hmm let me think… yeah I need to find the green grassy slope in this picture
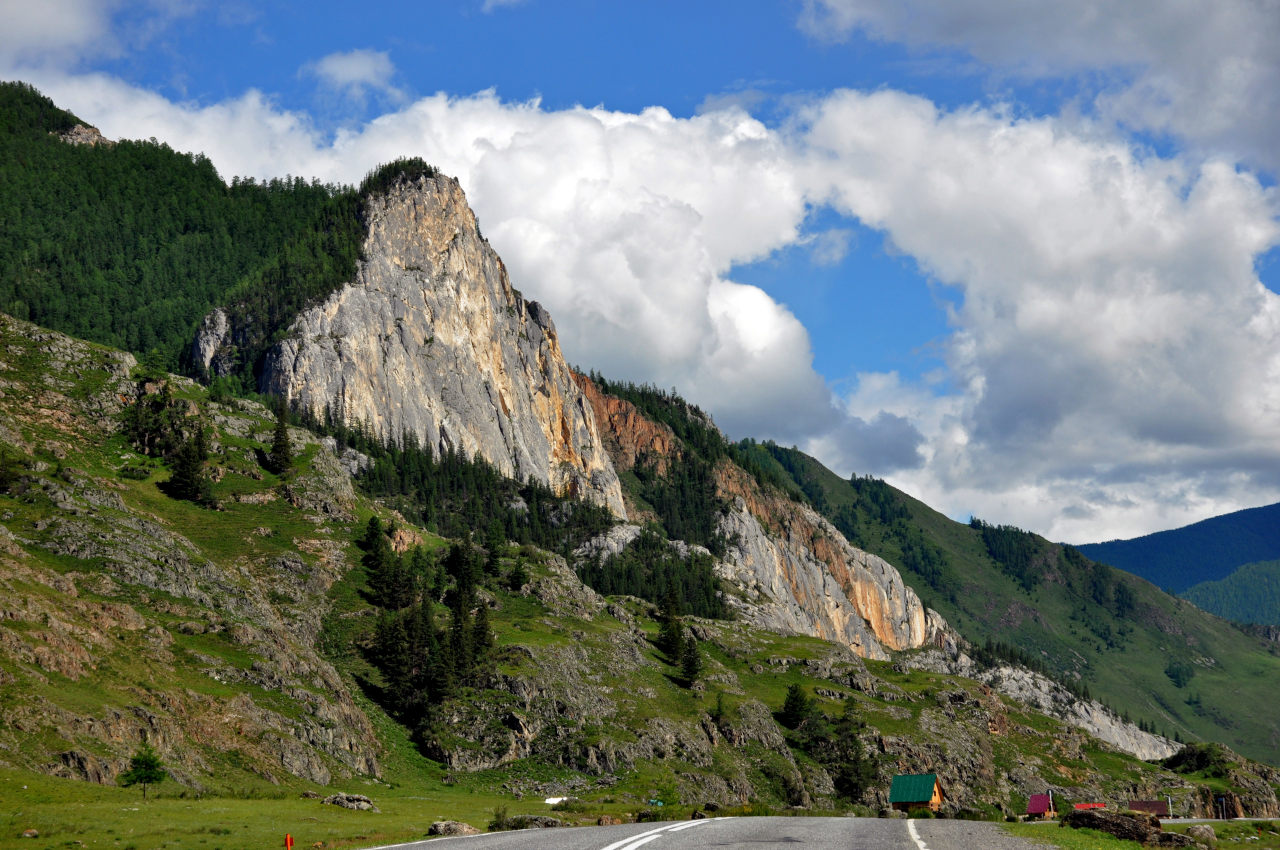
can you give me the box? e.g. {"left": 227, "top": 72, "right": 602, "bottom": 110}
{"left": 750, "top": 443, "right": 1280, "bottom": 767}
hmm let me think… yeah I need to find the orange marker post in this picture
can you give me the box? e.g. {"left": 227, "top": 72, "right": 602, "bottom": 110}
{"left": 286, "top": 834, "right": 294, "bottom": 850}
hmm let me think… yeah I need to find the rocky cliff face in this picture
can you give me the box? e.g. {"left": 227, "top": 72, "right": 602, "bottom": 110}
{"left": 198, "top": 174, "right": 625, "bottom": 517}
{"left": 576, "top": 377, "right": 955, "bottom": 660}
{"left": 976, "top": 664, "right": 1180, "bottom": 761}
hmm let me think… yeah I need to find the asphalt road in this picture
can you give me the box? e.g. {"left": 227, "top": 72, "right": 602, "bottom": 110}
{"left": 374, "top": 816, "right": 1048, "bottom": 850}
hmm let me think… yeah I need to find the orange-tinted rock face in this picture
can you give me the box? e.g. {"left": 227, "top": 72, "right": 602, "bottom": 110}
{"left": 578, "top": 380, "right": 955, "bottom": 659}
{"left": 573, "top": 374, "right": 680, "bottom": 475}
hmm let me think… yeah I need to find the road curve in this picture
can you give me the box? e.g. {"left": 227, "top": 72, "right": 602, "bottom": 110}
{"left": 371, "top": 816, "right": 1048, "bottom": 850}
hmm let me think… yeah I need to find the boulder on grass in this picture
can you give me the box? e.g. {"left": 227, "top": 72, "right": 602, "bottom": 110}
{"left": 428, "top": 821, "right": 480, "bottom": 836}
{"left": 506, "top": 815, "right": 565, "bottom": 829}
{"left": 321, "top": 793, "right": 380, "bottom": 813}
{"left": 1186, "top": 824, "right": 1216, "bottom": 847}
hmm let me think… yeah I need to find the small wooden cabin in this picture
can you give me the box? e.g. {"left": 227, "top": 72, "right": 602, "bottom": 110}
{"left": 889, "top": 773, "right": 945, "bottom": 812}
{"left": 1026, "top": 793, "right": 1057, "bottom": 819}
{"left": 1128, "top": 800, "right": 1169, "bottom": 817}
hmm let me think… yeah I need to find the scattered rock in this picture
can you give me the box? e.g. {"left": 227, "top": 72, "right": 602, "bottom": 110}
{"left": 1060, "top": 809, "right": 1160, "bottom": 843}
{"left": 505, "top": 815, "right": 565, "bottom": 829}
{"left": 300, "top": 790, "right": 320, "bottom": 799}
{"left": 1187, "top": 824, "right": 1216, "bottom": 846}
{"left": 597, "top": 815, "right": 623, "bottom": 826}
{"left": 321, "top": 793, "right": 379, "bottom": 812}
{"left": 427, "top": 821, "right": 479, "bottom": 836}
{"left": 21, "top": 829, "right": 38, "bottom": 838}
{"left": 691, "top": 810, "right": 708, "bottom": 819}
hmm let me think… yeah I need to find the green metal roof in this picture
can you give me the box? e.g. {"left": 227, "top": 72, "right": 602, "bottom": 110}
{"left": 889, "top": 773, "right": 938, "bottom": 803}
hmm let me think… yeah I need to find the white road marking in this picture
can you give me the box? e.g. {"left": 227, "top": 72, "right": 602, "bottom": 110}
{"left": 600, "top": 817, "right": 726, "bottom": 850}
{"left": 598, "top": 823, "right": 682, "bottom": 850}
{"left": 907, "top": 818, "right": 930, "bottom": 850}
{"left": 667, "top": 819, "right": 717, "bottom": 832}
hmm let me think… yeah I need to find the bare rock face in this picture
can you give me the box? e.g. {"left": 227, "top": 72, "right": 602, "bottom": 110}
{"left": 257, "top": 175, "right": 625, "bottom": 517}
{"left": 191, "top": 308, "right": 230, "bottom": 377}
{"left": 979, "top": 665, "right": 1180, "bottom": 761}
{"left": 712, "top": 467, "right": 957, "bottom": 660}
{"left": 58, "top": 124, "right": 113, "bottom": 147}
{"left": 576, "top": 377, "right": 955, "bottom": 660}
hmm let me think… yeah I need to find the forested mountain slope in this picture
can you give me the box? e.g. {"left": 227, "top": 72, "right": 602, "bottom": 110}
{"left": 1076, "top": 501, "right": 1280, "bottom": 593}
{"left": 1183, "top": 560, "right": 1280, "bottom": 626}
{"left": 0, "top": 81, "right": 353, "bottom": 373}
{"left": 740, "top": 443, "right": 1280, "bottom": 767}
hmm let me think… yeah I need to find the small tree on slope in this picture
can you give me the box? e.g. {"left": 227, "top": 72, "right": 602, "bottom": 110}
{"left": 119, "top": 744, "right": 166, "bottom": 800}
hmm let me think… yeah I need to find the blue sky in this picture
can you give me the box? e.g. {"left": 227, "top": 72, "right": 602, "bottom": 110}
{"left": 5, "top": 0, "right": 1280, "bottom": 542}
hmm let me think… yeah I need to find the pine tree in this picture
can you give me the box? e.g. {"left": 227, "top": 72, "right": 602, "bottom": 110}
{"left": 359, "top": 515, "right": 383, "bottom": 551}
{"left": 164, "top": 426, "right": 211, "bottom": 504}
{"left": 268, "top": 398, "right": 292, "bottom": 474}
{"left": 119, "top": 744, "right": 166, "bottom": 800}
{"left": 780, "top": 683, "right": 813, "bottom": 729}
{"left": 680, "top": 632, "right": 702, "bottom": 686}
{"left": 471, "top": 604, "right": 493, "bottom": 663}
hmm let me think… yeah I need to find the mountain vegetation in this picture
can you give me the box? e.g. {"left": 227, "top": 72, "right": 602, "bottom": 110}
{"left": 0, "top": 81, "right": 347, "bottom": 373}
{"left": 1182, "top": 560, "right": 1280, "bottom": 625}
{"left": 1076, "top": 501, "right": 1280, "bottom": 594}
{"left": 10, "top": 314, "right": 1263, "bottom": 846}
{"left": 4, "top": 84, "right": 1280, "bottom": 847}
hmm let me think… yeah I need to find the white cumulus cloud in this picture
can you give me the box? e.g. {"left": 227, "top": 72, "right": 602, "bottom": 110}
{"left": 799, "top": 0, "right": 1280, "bottom": 174}
{"left": 302, "top": 49, "right": 403, "bottom": 105}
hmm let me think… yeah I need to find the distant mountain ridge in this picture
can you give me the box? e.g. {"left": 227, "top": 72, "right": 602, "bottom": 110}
{"left": 1075, "top": 501, "right": 1280, "bottom": 593}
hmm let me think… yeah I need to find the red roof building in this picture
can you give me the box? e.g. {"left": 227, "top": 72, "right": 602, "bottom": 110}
{"left": 1129, "top": 800, "right": 1170, "bottom": 817}
{"left": 1027, "top": 794, "right": 1056, "bottom": 818}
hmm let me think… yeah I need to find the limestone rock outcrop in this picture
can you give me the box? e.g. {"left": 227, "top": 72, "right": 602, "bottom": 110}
{"left": 977, "top": 664, "right": 1180, "bottom": 761}
{"left": 715, "top": 495, "right": 947, "bottom": 660}
{"left": 227, "top": 174, "right": 624, "bottom": 516}
{"left": 576, "top": 376, "right": 955, "bottom": 660}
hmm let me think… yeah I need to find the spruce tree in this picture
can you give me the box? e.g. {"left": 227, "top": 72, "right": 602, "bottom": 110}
{"left": 780, "top": 683, "right": 813, "bottom": 729}
{"left": 268, "top": 399, "right": 292, "bottom": 474}
{"left": 164, "top": 426, "right": 211, "bottom": 504}
{"left": 680, "top": 632, "right": 702, "bottom": 686}
{"left": 119, "top": 744, "right": 166, "bottom": 800}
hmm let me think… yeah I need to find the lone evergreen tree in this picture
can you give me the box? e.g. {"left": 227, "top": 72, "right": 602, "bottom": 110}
{"left": 268, "top": 398, "right": 293, "bottom": 474}
{"left": 780, "top": 682, "right": 813, "bottom": 729}
{"left": 164, "top": 425, "right": 211, "bottom": 504}
{"left": 680, "top": 632, "right": 702, "bottom": 686}
{"left": 119, "top": 744, "right": 166, "bottom": 800}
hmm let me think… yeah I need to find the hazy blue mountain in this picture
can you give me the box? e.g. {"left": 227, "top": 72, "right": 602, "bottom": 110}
{"left": 1075, "top": 502, "right": 1280, "bottom": 593}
